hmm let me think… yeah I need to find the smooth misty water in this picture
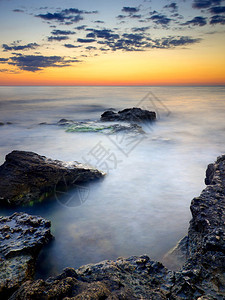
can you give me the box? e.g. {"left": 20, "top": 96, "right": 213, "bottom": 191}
{"left": 0, "top": 86, "right": 224, "bottom": 278}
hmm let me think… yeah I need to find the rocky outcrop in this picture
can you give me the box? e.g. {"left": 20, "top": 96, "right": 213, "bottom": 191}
{"left": 101, "top": 107, "right": 156, "bottom": 122}
{"left": 57, "top": 119, "right": 145, "bottom": 134}
{"left": 0, "top": 150, "right": 105, "bottom": 206}
{"left": 0, "top": 212, "right": 52, "bottom": 299}
{"left": 9, "top": 155, "right": 225, "bottom": 299}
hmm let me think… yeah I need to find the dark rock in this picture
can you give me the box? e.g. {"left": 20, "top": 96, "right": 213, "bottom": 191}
{"left": 0, "top": 122, "right": 4, "bottom": 126}
{"left": 101, "top": 107, "right": 156, "bottom": 122}
{"left": 0, "top": 150, "right": 105, "bottom": 206}
{"left": 0, "top": 212, "right": 52, "bottom": 299}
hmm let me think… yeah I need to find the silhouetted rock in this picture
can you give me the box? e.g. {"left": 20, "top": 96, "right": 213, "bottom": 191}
{"left": 0, "top": 212, "right": 52, "bottom": 299}
{"left": 0, "top": 150, "right": 105, "bottom": 206}
{"left": 101, "top": 107, "right": 156, "bottom": 122}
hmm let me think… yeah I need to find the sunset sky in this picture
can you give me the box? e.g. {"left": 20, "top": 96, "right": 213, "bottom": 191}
{"left": 0, "top": 0, "right": 225, "bottom": 85}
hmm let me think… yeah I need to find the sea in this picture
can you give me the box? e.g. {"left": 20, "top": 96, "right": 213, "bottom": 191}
{"left": 0, "top": 86, "right": 224, "bottom": 278}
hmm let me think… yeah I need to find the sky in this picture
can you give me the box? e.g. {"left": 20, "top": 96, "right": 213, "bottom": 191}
{"left": 0, "top": 0, "right": 225, "bottom": 85}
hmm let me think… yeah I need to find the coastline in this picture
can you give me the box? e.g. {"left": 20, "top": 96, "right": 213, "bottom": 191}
{"left": 0, "top": 154, "right": 224, "bottom": 299}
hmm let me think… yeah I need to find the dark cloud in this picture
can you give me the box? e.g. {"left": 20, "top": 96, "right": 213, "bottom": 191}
{"left": 51, "top": 30, "right": 76, "bottom": 35}
{"left": 122, "top": 7, "right": 140, "bottom": 13}
{"left": 192, "top": 0, "right": 222, "bottom": 9}
{"left": 116, "top": 15, "right": 126, "bottom": 20}
{"left": 130, "top": 14, "right": 142, "bottom": 19}
{"left": 13, "top": 9, "right": 24, "bottom": 13}
{"left": 0, "top": 58, "right": 9, "bottom": 62}
{"left": 155, "top": 36, "right": 202, "bottom": 48}
{"left": 132, "top": 26, "right": 150, "bottom": 32}
{"left": 75, "top": 25, "right": 87, "bottom": 30}
{"left": 94, "top": 20, "right": 105, "bottom": 24}
{"left": 209, "top": 6, "right": 225, "bottom": 13}
{"left": 149, "top": 14, "right": 172, "bottom": 25}
{"left": 64, "top": 44, "right": 81, "bottom": 48}
{"left": 48, "top": 36, "right": 69, "bottom": 42}
{"left": 6, "top": 55, "right": 80, "bottom": 72}
{"left": 164, "top": 3, "right": 178, "bottom": 12}
{"left": 36, "top": 7, "right": 97, "bottom": 25}
{"left": 181, "top": 16, "right": 207, "bottom": 26}
{"left": 210, "top": 14, "right": 225, "bottom": 24}
{"left": 86, "top": 46, "right": 97, "bottom": 50}
{"left": 2, "top": 43, "right": 39, "bottom": 52}
{"left": 85, "top": 29, "right": 119, "bottom": 40}
{"left": 77, "top": 38, "right": 96, "bottom": 43}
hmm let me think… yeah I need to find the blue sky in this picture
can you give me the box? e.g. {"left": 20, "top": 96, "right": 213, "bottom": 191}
{"left": 0, "top": 0, "right": 225, "bottom": 84}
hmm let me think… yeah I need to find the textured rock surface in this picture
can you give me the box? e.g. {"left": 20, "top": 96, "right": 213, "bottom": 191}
{"left": 0, "top": 150, "right": 105, "bottom": 206}
{"left": 101, "top": 107, "right": 156, "bottom": 122}
{"left": 8, "top": 155, "right": 225, "bottom": 299}
{"left": 57, "top": 119, "right": 145, "bottom": 134}
{"left": 0, "top": 212, "right": 52, "bottom": 299}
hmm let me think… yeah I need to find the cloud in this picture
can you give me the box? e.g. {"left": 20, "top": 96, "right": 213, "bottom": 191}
{"left": 192, "top": 0, "right": 222, "bottom": 9}
{"left": 181, "top": 16, "right": 207, "bottom": 26}
{"left": 209, "top": 6, "right": 225, "bottom": 13}
{"left": 132, "top": 26, "right": 150, "bottom": 32}
{"left": 12, "top": 9, "right": 24, "bottom": 13}
{"left": 122, "top": 7, "right": 140, "bottom": 13}
{"left": 85, "top": 29, "right": 119, "bottom": 40}
{"left": 0, "top": 58, "right": 9, "bottom": 62}
{"left": 149, "top": 14, "right": 172, "bottom": 25}
{"left": 64, "top": 44, "right": 81, "bottom": 48}
{"left": 36, "top": 7, "right": 97, "bottom": 25}
{"left": 2, "top": 42, "right": 39, "bottom": 52}
{"left": 94, "top": 20, "right": 105, "bottom": 24}
{"left": 86, "top": 46, "right": 97, "bottom": 50}
{"left": 77, "top": 38, "right": 96, "bottom": 43}
{"left": 6, "top": 54, "right": 80, "bottom": 71}
{"left": 157, "top": 36, "right": 202, "bottom": 48}
{"left": 51, "top": 30, "right": 76, "bottom": 35}
{"left": 75, "top": 25, "right": 87, "bottom": 30}
{"left": 48, "top": 36, "right": 69, "bottom": 41}
{"left": 164, "top": 2, "right": 178, "bottom": 12}
{"left": 210, "top": 14, "right": 225, "bottom": 24}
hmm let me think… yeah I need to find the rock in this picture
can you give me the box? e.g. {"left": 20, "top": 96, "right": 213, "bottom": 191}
{"left": 101, "top": 107, "right": 156, "bottom": 122}
{"left": 0, "top": 150, "right": 105, "bottom": 206}
{"left": 0, "top": 122, "right": 4, "bottom": 126}
{"left": 9, "top": 155, "right": 225, "bottom": 299}
{"left": 10, "top": 257, "right": 172, "bottom": 299}
{"left": 57, "top": 119, "right": 145, "bottom": 134}
{"left": 0, "top": 212, "right": 52, "bottom": 299}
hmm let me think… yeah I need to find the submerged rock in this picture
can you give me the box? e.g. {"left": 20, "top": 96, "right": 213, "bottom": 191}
{"left": 10, "top": 155, "right": 225, "bottom": 299}
{"left": 101, "top": 107, "right": 156, "bottom": 122}
{"left": 57, "top": 119, "right": 145, "bottom": 134}
{"left": 0, "top": 212, "right": 52, "bottom": 299}
{"left": 0, "top": 150, "right": 105, "bottom": 206}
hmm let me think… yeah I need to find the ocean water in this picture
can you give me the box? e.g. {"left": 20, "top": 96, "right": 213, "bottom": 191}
{"left": 0, "top": 86, "right": 224, "bottom": 278}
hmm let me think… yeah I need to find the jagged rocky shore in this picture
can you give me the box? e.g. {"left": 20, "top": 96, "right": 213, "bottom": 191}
{"left": 0, "top": 108, "right": 224, "bottom": 299}
{"left": 0, "top": 154, "right": 223, "bottom": 299}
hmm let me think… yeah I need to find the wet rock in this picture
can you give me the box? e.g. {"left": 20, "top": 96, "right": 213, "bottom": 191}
{"left": 101, "top": 107, "right": 156, "bottom": 122}
{"left": 57, "top": 119, "right": 145, "bottom": 134}
{"left": 0, "top": 150, "right": 105, "bottom": 206}
{"left": 0, "top": 212, "right": 52, "bottom": 299}
{"left": 11, "top": 257, "right": 172, "bottom": 300}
